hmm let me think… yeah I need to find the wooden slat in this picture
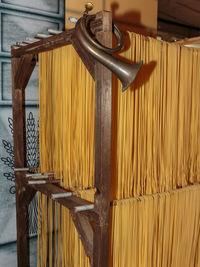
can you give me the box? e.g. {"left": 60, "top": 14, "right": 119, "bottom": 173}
{"left": 11, "top": 19, "right": 103, "bottom": 58}
{"left": 11, "top": 30, "right": 74, "bottom": 58}
{"left": 93, "top": 10, "right": 112, "bottom": 267}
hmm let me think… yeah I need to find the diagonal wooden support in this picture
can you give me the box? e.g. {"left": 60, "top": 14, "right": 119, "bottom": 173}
{"left": 14, "top": 54, "right": 37, "bottom": 90}
{"left": 71, "top": 212, "right": 94, "bottom": 262}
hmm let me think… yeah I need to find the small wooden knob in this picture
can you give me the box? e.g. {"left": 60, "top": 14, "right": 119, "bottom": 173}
{"left": 85, "top": 2, "right": 93, "bottom": 13}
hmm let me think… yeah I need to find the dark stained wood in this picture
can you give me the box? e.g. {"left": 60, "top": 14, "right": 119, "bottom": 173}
{"left": 14, "top": 54, "right": 36, "bottom": 90}
{"left": 15, "top": 181, "right": 36, "bottom": 267}
{"left": 71, "top": 212, "right": 93, "bottom": 261}
{"left": 90, "top": 18, "right": 103, "bottom": 34}
{"left": 93, "top": 10, "right": 112, "bottom": 267}
{"left": 11, "top": 19, "right": 103, "bottom": 58}
{"left": 32, "top": 183, "right": 94, "bottom": 211}
{"left": 12, "top": 10, "right": 113, "bottom": 267}
{"left": 157, "top": 19, "right": 200, "bottom": 41}
{"left": 176, "top": 35, "right": 200, "bottom": 44}
{"left": 158, "top": 0, "right": 200, "bottom": 30}
{"left": 17, "top": 172, "right": 97, "bottom": 220}
{"left": 11, "top": 30, "right": 74, "bottom": 58}
{"left": 12, "top": 56, "right": 37, "bottom": 267}
{"left": 31, "top": 186, "right": 97, "bottom": 221}
{"left": 12, "top": 57, "right": 26, "bottom": 168}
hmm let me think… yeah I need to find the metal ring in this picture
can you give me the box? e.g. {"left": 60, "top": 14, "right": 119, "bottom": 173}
{"left": 83, "top": 15, "right": 124, "bottom": 54}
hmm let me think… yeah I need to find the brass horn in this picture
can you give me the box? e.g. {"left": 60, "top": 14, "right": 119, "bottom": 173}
{"left": 73, "top": 14, "right": 143, "bottom": 91}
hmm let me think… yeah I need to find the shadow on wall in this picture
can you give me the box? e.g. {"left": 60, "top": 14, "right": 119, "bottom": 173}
{"left": 111, "top": 2, "right": 156, "bottom": 36}
{"left": 108, "top": 2, "right": 157, "bottom": 91}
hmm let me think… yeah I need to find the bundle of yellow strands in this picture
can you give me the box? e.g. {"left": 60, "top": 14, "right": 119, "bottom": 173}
{"left": 37, "top": 32, "right": 200, "bottom": 267}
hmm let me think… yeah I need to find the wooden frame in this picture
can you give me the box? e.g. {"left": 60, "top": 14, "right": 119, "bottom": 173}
{"left": 12, "top": 10, "right": 112, "bottom": 267}
{"left": 176, "top": 36, "right": 200, "bottom": 45}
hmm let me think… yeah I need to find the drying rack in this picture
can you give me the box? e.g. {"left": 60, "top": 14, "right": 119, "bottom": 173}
{"left": 12, "top": 10, "right": 112, "bottom": 267}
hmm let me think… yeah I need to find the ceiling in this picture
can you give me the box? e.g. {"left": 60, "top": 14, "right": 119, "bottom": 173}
{"left": 158, "top": 0, "right": 200, "bottom": 29}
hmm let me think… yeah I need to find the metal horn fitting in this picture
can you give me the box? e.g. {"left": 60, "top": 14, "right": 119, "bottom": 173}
{"left": 73, "top": 14, "right": 142, "bottom": 91}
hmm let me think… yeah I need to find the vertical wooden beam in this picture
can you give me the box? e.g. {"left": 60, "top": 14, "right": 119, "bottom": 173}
{"left": 12, "top": 54, "right": 36, "bottom": 267}
{"left": 93, "top": 11, "right": 112, "bottom": 267}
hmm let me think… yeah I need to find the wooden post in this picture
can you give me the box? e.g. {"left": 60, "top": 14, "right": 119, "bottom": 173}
{"left": 12, "top": 54, "right": 36, "bottom": 267}
{"left": 93, "top": 11, "right": 112, "bottom": 267}
{"left": 11, "top": 12, "right": 113, "bottom": 266}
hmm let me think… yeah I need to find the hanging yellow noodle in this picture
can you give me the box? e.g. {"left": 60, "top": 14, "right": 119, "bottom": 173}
{"left": 111, "top": 185, "right": 200, "bottom": 267}
{"left": 37, "top": 32, "right": 200, "bottom": 267}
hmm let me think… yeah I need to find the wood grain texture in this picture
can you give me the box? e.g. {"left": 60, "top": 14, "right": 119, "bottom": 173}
{"left": 93, "top": 10, "right": 112, "bottom": 267}
{"left": 11, "top": 19, "right": 102, "bottom": 58}
{"left": 11, "top": 30, "right": 74, "bottom": 58}
{"left": 71, "top": 212, "right": 94, "bottom": 262}
{"left": 12, "top": 11, "right": 113, "bottom": 267}
{"left": 176, "top": 35, "right": 200, "bottom": 44}
{"left": 158, "top": 0, "right": 200, "bottom": 29}
{"left": 12, "top": 56, "right": 37, "bottom": 267}
{"left": 16, "top": 173, "right": 97, "bottom": 220}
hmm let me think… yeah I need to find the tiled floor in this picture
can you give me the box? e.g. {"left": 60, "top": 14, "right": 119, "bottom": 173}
{"left": 0, "top": 237, "right": 37, "bottom": 267}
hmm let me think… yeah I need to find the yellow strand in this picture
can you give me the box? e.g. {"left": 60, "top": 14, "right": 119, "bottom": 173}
{"left": 38, "top": 33, "right": 200, "bottom": 266}
{"left": 111, "top": 184, "right": 200, "bottom": 267}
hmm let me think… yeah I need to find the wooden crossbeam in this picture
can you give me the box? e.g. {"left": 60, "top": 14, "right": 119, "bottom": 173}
{"left": 15, "top": 170, "right": 96, "bottom": 261}
{"left": 15, "top": 171, "right": 98, "bottom": 219}
{"left": 11, "top": 30, "right": 74, "bottom": 58}
{"left": 11, "top": 19, "right": 102, "bottom": 58}
{"left": 176, "top": 35, "right": 200, "bottom": 45}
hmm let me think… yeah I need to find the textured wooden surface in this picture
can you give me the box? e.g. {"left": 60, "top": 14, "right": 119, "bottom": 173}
{"left": 93, "top": 10, "right": 112, "bottom": 267}
{"left": 11, "top": 19, "right": 102, "bottom": 58}
{"left": 158, "top": 0, "right": 200, "bottom": 29}
{"left": 12, "top": 55, "right": 37, "bottom": 267}
{"left": 13, "top": 10, "right": 113, "bottom": 267}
